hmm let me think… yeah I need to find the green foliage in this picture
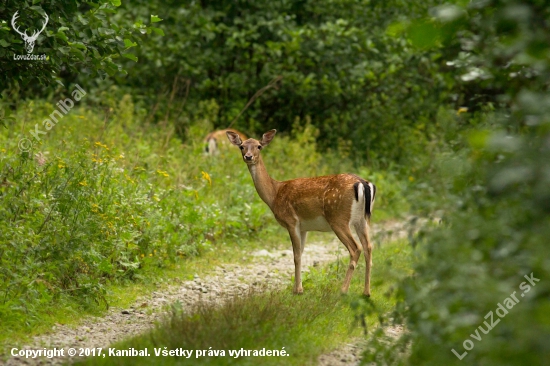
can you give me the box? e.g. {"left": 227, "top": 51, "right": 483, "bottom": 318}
{"left": 77, "top": 0, "right": 444, "bottom": 167}
{"left": 366, "top": 0, "right": 550, "bottom": 365}
{"left": 2, "top": 0, "right": 459, "bottom": 167}
{"left": 0, "top": 0, "right": 159, "bottom": 88}
{"left": 0, "top": 99, "right": 266, "bottom": 334}
{"left": 0, "top": 0, "right": 161, "bottom": 128}
{"left": 4, "top": 1, "right": 549, "bottom": 363}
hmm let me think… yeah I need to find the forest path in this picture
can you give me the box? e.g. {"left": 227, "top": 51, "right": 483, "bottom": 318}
{"left": 5, "top": 219, "right": 414, "bottom": 365}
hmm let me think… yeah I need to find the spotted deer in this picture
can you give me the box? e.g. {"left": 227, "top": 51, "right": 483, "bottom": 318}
{"left": 227, "top": 129, "right": 376, "bottom": 295}
{"left": 204, "top": 129, "right": 248, "bottom": 156}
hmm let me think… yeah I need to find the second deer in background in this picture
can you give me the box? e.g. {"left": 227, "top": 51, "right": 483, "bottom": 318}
{"left": 204, "top": 129, "right": 248, "bottom": 156}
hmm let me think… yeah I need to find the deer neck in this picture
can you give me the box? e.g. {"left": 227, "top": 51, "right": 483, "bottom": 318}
{"left": 248, "top": 155, "right": 279, "bottom": 208}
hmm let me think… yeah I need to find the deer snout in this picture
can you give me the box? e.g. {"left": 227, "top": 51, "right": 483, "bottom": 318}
{"left": 244, "top": 154, "right": 253, "bottom": 161}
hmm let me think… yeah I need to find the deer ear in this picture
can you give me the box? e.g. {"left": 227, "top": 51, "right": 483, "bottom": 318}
{"left": 226, "top": 131, "right": 242, "bottom": 146}
{"left": 260, "top": 129, "right": 277, "bottom": 146}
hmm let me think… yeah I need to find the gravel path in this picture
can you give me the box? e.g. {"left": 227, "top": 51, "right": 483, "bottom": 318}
{"left": 317, "top": 325, "right": 406, "bottom": 366}
{"left": 4, "top": 218, "right": 417, "bottom": 365}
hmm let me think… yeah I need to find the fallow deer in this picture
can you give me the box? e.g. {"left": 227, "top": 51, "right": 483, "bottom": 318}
{"left": 204, "top": 129, "right": 248, "bottom": 156}
{"left": 227, "top": 129, "right": 376, "bottom": 296}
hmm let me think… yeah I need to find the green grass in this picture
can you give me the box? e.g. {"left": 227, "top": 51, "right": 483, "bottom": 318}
{"left": 76, "top": 238, "right": 412, "bottom": 366}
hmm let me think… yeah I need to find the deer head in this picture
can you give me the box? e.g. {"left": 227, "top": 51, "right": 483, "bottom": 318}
{"left": 11, "top": 11, "right": 49, "bottom": 54}
{"left": 226, "top": 129, "right": 276, "bottom": 165}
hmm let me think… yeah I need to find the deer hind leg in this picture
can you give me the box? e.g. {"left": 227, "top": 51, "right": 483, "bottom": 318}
{"left": 355, "top": 221, "right": 373, "bottom": 297}
{"left": 332, "top": 225, "right": 362, "bottom": 293}
{"left": 287, "top": 225, "right": 304, "bottom": 294}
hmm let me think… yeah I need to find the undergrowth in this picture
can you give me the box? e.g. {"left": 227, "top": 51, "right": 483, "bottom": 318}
{"left": 0, "top": 96, "right": 409, "bottom": 346}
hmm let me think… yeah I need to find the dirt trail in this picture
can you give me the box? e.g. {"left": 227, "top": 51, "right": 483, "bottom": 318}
{"left": 4, "top": 218, "right": 415, "bottom": 365}
{"left": 317, "top": 325, "right": 406, "bottom": 366}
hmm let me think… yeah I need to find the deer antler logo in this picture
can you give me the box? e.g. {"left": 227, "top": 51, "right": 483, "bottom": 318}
{"left": 11, "top": 11, "right": 49, "bottom": 54}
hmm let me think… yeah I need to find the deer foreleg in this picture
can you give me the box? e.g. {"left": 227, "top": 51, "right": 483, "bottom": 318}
{"left": 288, "top": 226, "right": 304, "bottom": 294}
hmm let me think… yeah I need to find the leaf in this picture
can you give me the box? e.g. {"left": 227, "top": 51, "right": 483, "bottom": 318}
{"left": 386, "top": 21, "right": 408, "bottom": 37}
{"left": 431, "top": 5, "right": 467, "bottom": 23}
{"left": 56, "top": 32, "right": 68, "bottom": 42}
{"left": 110, "top": 0, "right": 121, "bottom": 6}
{"left": 70, "top": 48, "right": 85, "bottom": 60}
{"left": 77, "top": 15, "right": 89, "bottom": 25}
{"left": 123, "top": 39, "right": 137, "bottom": 48}
{"left": 0, "top": 39, "right": 9, "bottom": 47}
{"left": 151, "top": 27, "right": 164, "bottom": 36}
{"left": 468, "top": 130, "right": 490, "bottom": 150}
{"left": 98, "top": 28, "right": 116, "bottom": 36}
{"left": 151, "top": 15, "right": 163, "bottom": 23}
{"left": 123, "top": 53, "right": 138, "bottom": 62}
{"left": 58, "top": 46, "right": 71, "bottom": 55}
{"left": 69, "top": 42, "right": 87, "bottom": 50}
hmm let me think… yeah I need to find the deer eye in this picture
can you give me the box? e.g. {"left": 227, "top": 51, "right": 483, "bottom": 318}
{"left": 258, "top": 145, "right": 262, "bottom": 150}
{"left": 239, "top": 146, "right": 244, "bottom": 150}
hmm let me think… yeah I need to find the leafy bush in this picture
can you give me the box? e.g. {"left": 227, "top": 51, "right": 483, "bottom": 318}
{"left": 30, "top": 0, "right": 445, "bottom": 167}
{"left": 0, "top": 98, "right": 267, "bottom": 329}
{"left": 0, "top": 0, "right": 159, "bottom": 88}
{"left": 364, "top": 0, "right": 550, "bottom": 364}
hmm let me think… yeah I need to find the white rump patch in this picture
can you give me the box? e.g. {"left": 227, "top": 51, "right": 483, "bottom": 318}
{"left": 208, "top": 138, "right": 218, "bottom": 155}
{"left": 350, "top": 183, "right": 365, "bottom": 227}
{"left": 367, "top": 182, "right": 375, "bottom": 211}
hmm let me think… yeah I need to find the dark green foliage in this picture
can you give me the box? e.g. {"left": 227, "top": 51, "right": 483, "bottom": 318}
{"left": 118, "top": 0, "right": 445, "bottom": 166}
{"left": 364, "top": 0, "right": 550, "bottom": 365}
{"left": 0, "top": 0, "right": 158, "bottom": 88}
{"left": 0, "top": 0, "right": 160, "bottom": 127}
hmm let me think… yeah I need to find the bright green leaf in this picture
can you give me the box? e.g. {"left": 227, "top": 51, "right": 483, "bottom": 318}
{"left": 151, "top": 15, "right": 163, "bottom": 23}
{"left": 124, "top": 39, "right": 137, "bottom": 48}
{"left": 123, "top": 53, "right": 138, "bottom": 62}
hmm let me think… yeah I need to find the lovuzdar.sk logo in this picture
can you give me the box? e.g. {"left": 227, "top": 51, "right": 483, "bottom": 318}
{"left": 11, "top": 10, "right": 48, "bottom": 60}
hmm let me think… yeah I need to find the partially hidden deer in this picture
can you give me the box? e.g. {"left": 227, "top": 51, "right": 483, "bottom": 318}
{"left": 204, "top": 129, "right": 248, "bottom": 156}
{"left": 227, "top": 129, "right": 376, "bottom": 295}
